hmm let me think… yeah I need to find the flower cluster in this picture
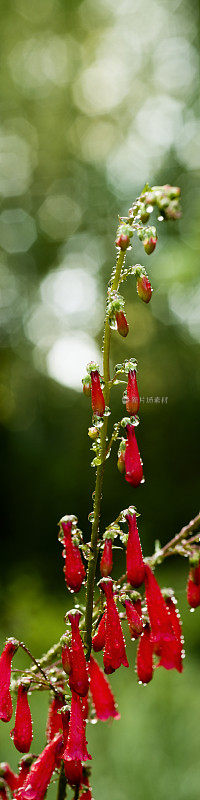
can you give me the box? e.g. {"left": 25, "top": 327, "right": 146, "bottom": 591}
{"left": 0, "top": 184, "right": 199, "bottom": 800}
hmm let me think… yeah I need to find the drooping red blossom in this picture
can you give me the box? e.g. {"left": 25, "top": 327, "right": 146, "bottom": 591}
{"left": 143, "top": 235, "right": 157, "bottom": 255}
{"left": 126, "top": 512, "right": 145, "bottom": 587}
{"left": 126, "top": 370, "right": 140, "bottom": 416}
{"left": 11, "top": 685, "right": 33, "bottom": 754}
{"left": 92, "top": 613, "right": 106, "bottom": 652}
{"left": 19, "top": 734, "right": 63, "bottom": 800}
{"left": 187, "top": 564, "right": 200, "bottom": 608}
{"left": 144, "top": 565, "right": 181, "bottom": 671}
{"left": 0, "top": 764, "right": 18, "bottom": 793}
{"left": 137, "top": 275, "right": 152, "bottom": 303}
{"left": 137, "top": 624, "right": 153, "bottom": 684}
{"left": 17, "top": 757, "right": 35, "bottom": 791}
{"left": 63, "top": 691, "right": 91, "bottom": 763}
{"left": 46, "top": 694, "right": 63, "bottom": 743}
{"left": 125, "top": 424, "right": 144, "bottom": 487}
{"left": 115, "top": 310, "right": 129, "bottom": 338}
{"left": 99, "top": 578, "right": 129, "bottom": 674}
{"left": 165, "top": 596, "right": 183, "bottom": 673}
{"left": 90, "top": 370, "right": 105, "bottom": 417}
{"left": 0, "top": 639, "right": 18, "bottom": 723}
{"left": 64, "top": 759, "right": 83, "bottom": 787}
{"left": 124, "top": 598, "right": 143, "bottom": 640}
{"left": 61, "top": 520, "right": 85, "bottom": 593}
{"left": 67, "top": 611, "right": 89, "bottom": 697}
{"left": 89, "top": 656, "right": 120, "bottom": 721}
{"left": 100, "top": 539, "right": 113, "bottom": 578}
{"left": 0, "top": 781, "right": 8, "bottom": 800}
{"left": 62, "top": 643, "right": 72, "bottom": 675}
{"left": 61, "top": 708, "right": 83, "bottom": 785}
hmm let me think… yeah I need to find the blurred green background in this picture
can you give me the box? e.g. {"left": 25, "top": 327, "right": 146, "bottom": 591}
{"left": 0, "top": 0, "right": 200, "bottom": 797}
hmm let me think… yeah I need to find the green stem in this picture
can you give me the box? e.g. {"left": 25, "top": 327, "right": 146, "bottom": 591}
{"left": 85, "top": 250, "right": 125, "bottom": 658}
{"left": 57, "top": 762, "right": 67, "bottom": 800}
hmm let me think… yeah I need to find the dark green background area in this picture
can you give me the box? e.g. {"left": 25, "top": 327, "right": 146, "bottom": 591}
{"left": 0, "top": 0, "right": 200, "bottom": 797}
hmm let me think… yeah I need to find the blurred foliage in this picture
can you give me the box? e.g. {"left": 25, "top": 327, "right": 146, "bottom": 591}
{"left": 0, "top": 0, "right": 200, "bottom": 796}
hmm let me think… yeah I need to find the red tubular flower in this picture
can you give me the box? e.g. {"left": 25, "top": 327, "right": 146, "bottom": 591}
{"left": 61, "top": 709, "right": 83, "bottom": 786}
{"left": 92, "top": 613, "right": 106, "bottom": 652}
{"left": 61, "top": 520, "right": 85, "bottom": 593}
{"left": 144, "top": 565, "right": 180, "bottom": 671}
{"left": 90, "top": 370, "right": 105, "bottom": 417}
{"left": 99, "top": 578, "right": 129, "bottom": 674}
{"left": 19, "top": 734, "right": 63, "bottom": 800}
{"left": 100, "top": 539, "right": 113, "bottom": 578}
{"left": 125, "top": 424, "right": 144, "bottom": 487}
{"left": 11, "top": 686, "right": 33, "bottom": 754}
{"left": 89, "top": 656, "right": 120, "bottom": 721}
{"left": 126, "top": 512, "right": 145, "bottom": 587}
{"left": 115, "top": 310, "right": 129, "bottom": 338}
{"left": 165, "top": 596, "right": 183, "bottom": 673}
{"left": 137, "top": 624, "right": 153, "bottom": 684}
{"left": 63, "top": 691, "right": 91, "bottom": 763}
{"left": 64, "top": 759, "right": 83, "bottom": 787}
{"left": 0, "top": 639, "right": 18, "bottom": 723}
{"left": 0, "top": 764, "right": 18, "bottom": 793}
{"left": 67, "top": 611, "right": 89, "bottom": 697}
{"left": 46, "top": 694, "right": 63, "bottom": 743}
{"left": 17, "top": 757, "right": 35, "bottom": 791}
{"left": 126, "top": 370, "right": 140, "bottom": 416}
{"left": 187, "top": 564, "right": 200, "bottom": 608}
{"left": 124, "top": 599, "right": 143, "bottom": 640}
{"left": 137, "top": 275, "right": 152, "bottom": 303}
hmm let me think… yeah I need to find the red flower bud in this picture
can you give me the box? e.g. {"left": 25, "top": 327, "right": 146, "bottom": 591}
{"left": 117, "top": 451, "right": 126, "bottom": 474}
{"left": 143, "top": 235, "right": 157, "bottom": 255}
{"left": 62, "top": 644, "right": 71, "bottom": 675}
{"left": 144, "top": 566, "right": 180, "bottom": 671}
{"left": 115, "top": 311, "right": 129, "bottom": 338}
{"left": 91, "top": 370, "right": 105, "bottom": 417}
{"left": 67, "top": 611, "right": 89, "bottom": 697}
{"left": 125, "top": 424, "right": 144, "bottom": 487}
{"left": 126, "top": 370, "right": 140, "bottom": 415}
{"left": 89, "top": 656, "right": 120, "bottom": 721}
{"left": 11, "top": 686, "right": 33, "bottom": 754}
{"left": 124, "top": 598, "right": 143, "bottom": 640}
{"left": 92, "top": 612, "right": 106, "bottom": 652}
{"left": 137, "top": 275, "right": 152, "bottom": 303}
{"left": 100, "top": 539, "right": 113, "bottom": 578}
{"left": 46, "top": 694, "right": 63, "bottom": 743}
{"left": 126, "top": 512, "right": 145, "bottom": 587}
{"left": 0, "top": 764, "right": 18, "bottom": 793}
{"left": 19, "top": 734, "right": 63, "bottom": 800}
{"left": 61, "top": 520, "right": 85, "bottom": 593}
{"left": 115, "top": 234, "right": 130, "bottom": 250}
{"left": 63, "top": 691, "right": 91, "bottom": 763}
{"left": 99, "top": 578, "right": 129, "bottom": 674}
{"left": 0, "top": 639, "right": 18, "bottom": 723}
{"left": 137, "top": 624, "right": 153, "bottom": 684}
{"left": 187, "top": 564, "right": 200, "bottom": 608}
